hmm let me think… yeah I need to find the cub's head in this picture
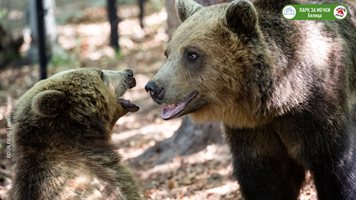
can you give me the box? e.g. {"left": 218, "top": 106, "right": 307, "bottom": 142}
{"left": 145, "top": 0, "right": 268, "bottom": 127}
{"left": 11, "top": 68, "right": 139, "bottom": 145}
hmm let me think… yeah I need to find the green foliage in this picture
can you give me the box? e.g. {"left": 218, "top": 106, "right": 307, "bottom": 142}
{"left": 118, "top": 0, "right": 138, "bottom": 5}
{"left": 0, "top": 0, "right": 26, "bottom": 33}
{"left": 88, "top": 0, "right": 106, "bottom": 7}
{"left": 151, "top": 0, "right": 165, "bottom": 11}
{"left": 56, "top": 11, "right": 83, "bottom": 24}
{"left": 49, "top": 46, "right": 77, "bottom": 67}
{"left": 0, "top": 8, "right": 7, "bottom": 22}
{"left": 115, "top": 48, "right": 123, "bottom": 59}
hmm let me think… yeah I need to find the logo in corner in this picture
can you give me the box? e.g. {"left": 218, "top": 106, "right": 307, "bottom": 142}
{"left": 283, "top": 5, "right": 297, "bottom": 19}
{"left": 334, "top": 5, "right": 347, "bottom": 19}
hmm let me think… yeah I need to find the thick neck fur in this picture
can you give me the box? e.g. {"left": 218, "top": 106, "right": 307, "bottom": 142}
{"left": 223, "top": 3, "right": 350, "bottom": 128}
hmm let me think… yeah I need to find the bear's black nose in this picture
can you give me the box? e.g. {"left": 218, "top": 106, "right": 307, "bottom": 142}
{"left": 125, "top": 69, "right": 134, "bottom": 78}
{"left": 145, "top": 81, "right": 164, "bottom": 102}
{"left": 125, "top": 69, "right": 136, "bottom": 88}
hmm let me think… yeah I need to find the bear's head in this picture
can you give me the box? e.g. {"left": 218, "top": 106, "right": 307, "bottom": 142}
{"left": 11, "top": 68, "right": 139, "bottom": 147}
{"left": 145, "top": 0, "right": 272, "bottom": 128}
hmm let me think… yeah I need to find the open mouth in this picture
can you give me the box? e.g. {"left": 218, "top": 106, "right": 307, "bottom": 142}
{"left": 161, "top": 91, "right": 198, "bottom": 120}
{"left": 118, "top": 99, "right": 139, "bottom": 112}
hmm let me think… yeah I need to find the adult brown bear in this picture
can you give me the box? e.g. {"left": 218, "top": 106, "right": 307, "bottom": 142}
{"left": 145, "top": 0, "right": 356, "bottom": 199}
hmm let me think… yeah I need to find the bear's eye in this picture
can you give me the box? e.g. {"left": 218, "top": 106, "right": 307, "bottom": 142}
{"left": 185, "top": 51, "right": 199, "bottom": 62}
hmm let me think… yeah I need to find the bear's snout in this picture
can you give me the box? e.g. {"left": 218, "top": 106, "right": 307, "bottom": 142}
{"left": 145, "top": 81, "right": 164, "bottom": 104}
{"left": 101, "top": 69, "right": 137, "bottom": 98}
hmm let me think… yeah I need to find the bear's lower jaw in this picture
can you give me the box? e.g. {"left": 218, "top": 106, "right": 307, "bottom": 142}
{"left": 118, "top": 99, "right": 139, "bottom": 112}
{"left": 161, "top": 91, "right": 198, "bottom": 120}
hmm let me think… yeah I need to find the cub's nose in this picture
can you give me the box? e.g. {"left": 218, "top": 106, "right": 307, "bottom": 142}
{"left": 125, "top": 69, "right": 134, "bottom": 78}
{"left": 145, "top": 81, "right": 164, "bottom": 102}
{"left": 125, "top": 69, "right": 136, "bottom": 88}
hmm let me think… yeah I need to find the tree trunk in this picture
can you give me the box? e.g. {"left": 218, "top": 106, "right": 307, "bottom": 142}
{"left": 27, "top": 0, "right": 57, "bottom": 64}
{"left": 107, "top": 0, "right": 120, "bottom": 52}
{"left": 138, "top": 0, "right": 145, "bottom": 28}
{"left": 134, "top": 0, "right": 229, "bottom": 167}
{"left": 36, "top": 0, "right": 48, "bottom": 79}
{"left": 165, "top": 0, "right": 181, "bottom": 37}
{"left": 133, "top": 116, "right": 223, "bottom": 167}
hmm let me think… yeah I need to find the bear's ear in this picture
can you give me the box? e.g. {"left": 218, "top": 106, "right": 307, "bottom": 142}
{"left": 176, "top": 0, "right": 202, "bottom": 22}
{"left": 32, "top": 90, "right": 66, "bottom": 117}
{"left": 225, "top": 0, "right": 257, "bottom": 35}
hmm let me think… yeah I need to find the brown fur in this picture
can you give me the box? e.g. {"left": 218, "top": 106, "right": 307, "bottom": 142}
{"left": 147, "top": 0, "right": 356, "bottom": 199}
{"left": 7, "top": 68, "right": 142, "bottom": 200}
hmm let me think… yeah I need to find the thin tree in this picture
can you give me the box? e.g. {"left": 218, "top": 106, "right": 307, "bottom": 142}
{"left": 27, "top": 0, "right": 57, "bottom": 79}
{"left": 107, "top": 0, "right": 120, "bottom": 52}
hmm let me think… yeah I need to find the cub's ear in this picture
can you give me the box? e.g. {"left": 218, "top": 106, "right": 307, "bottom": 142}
{"left": 225, "top": 0, "right": 258, "bottom": 35}
{"left": 176, "top": 0, "right": 202, "bottom": 22}
{"left": 32, "top": 90, "right": 66, "bottom": 117}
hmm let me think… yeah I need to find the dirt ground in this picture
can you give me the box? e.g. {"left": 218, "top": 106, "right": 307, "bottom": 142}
{"left": 0, "top": 2, "right": 317, "bottom": 200}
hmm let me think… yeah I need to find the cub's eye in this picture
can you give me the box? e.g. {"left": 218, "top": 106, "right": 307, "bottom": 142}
{"left": 98, "top": 70, "right": 104, "bottom": 80}
{"left": 164, "top": 50, "right": 168, "bottom": 58}
{"left": 185, "top": 51, "right": 199, "bottom": 62}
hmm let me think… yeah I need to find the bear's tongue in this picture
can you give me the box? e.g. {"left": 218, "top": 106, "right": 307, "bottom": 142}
{"left": 161, "top": 102, "right": 187, "bottom": 120}
{"left": 160, "top": 92, "right": 197, "bottom": 120}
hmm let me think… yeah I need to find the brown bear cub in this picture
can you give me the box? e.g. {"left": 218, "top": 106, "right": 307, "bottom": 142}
{"left": 8, "top": 68, "right": 142, "bottom": 200}
{"left": 146, "top": 0, "right": 356, "bottom": 199}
